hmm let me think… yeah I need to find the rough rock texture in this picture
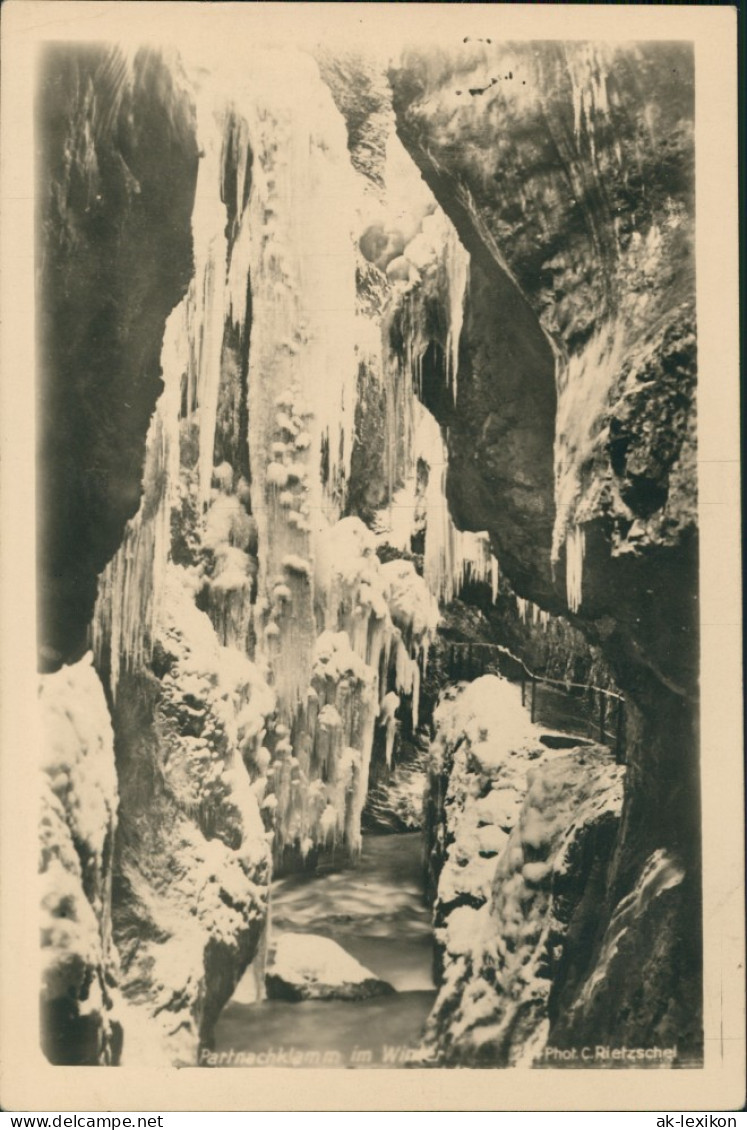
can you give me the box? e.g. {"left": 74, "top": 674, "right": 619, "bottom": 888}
{"left": 423, "top": 677, "right": 549, "bottom": 941}
{"left": 316, "top": 49, "right": 392, "bottom": 190}
{"left": 109, "top": 569, "right": 273, "bottom": 1064}
{"left": 390, "top": 41, "right": 697, "bottom": 657}
{"left": 39, "top": 655, "right": 122, "bottom": 1065}
{"left": 390, "top": 42, "right": 701, "bottom": 1059}
{"left": 37, "top": 46, "right": 199, "bottom": 1066}
{"left": 425, "top": 723, "right": 624, "bottom": 1065}
{"left": 266, "top": 933, "right": 394, "bottom": 1001}
{"left": 37, "top": 45, "right": 199, "bottom": 670}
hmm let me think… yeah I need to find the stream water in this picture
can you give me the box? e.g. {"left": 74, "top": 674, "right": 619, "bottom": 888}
{"left": 214, "top": 832, "right": 436, "bottom": 1068}
{"left": 213, "top": 676, "right": 614, "bottom": 1068}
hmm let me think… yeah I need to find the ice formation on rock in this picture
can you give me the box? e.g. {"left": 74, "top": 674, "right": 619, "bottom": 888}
{"left": 551, "top": 320, "right": 624, "bottom": 596}
{"left": 516, "top": 596, "right": 550, "bottom": 630}
{"left": 92, "top": 341, "right": 180, "bottom": 697}
{"left": 111, "top": 566, "right": 274, "bottom": 1064}
{"left": 235, "top": 54, "right": 363, "bottom": 713}
{"left": 566, "top": 43, "right": 613, "bottom": 165}
{"left": 90, "top": 45, "right": 480, "bottom": 869}
{"left": 576, "top": 848, "right": 684, "bottom": 1009}
{"left": 266, "top": 520, "right": 439, "bottom": 858}
{"left": 416, "top": 406, "right": 499, "bottom": 607}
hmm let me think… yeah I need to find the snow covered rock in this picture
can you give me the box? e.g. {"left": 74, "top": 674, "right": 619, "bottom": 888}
{"left": 39, "top": 654, "right": 122, "bottom": 1065}
{"left": 420, "top": 674, "right": 626, "bottom": 1065}
{"left": 390, "top": 43, "right": 701, "bottom": 1059}
{"left": 266, "top": 934, "right": 395, "bottom": 1001}
{"left": 424, "top": 717, "right": 624, "bottom": 1065}
{"left": 109, "top": 568, "right": 274, "bottom": 1065}
{"left": 425, "top": 675, "right": 548, "bottom": 915}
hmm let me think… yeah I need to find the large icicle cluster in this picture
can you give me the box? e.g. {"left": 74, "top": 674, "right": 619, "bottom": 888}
{"left": 375, "top": 401, "right": 499, "bottom": 609}
{"left": 267, "top": 517, "right": 439, "bottom": 857}
{"left": 356, "top": 145, "right": 498, "bottom": 610}
{"left": 91, "top": 45, "right": 479, "bottom": 865}
{"left": 516, "top": 596, "right": 551, "bottom": 631}
{"left": 92, "top": 330, "right": 180, "bottom": 697}
{"left": 416, "top": 406, "right": 499, "bottom": 607}
{"left": 234, "top": 53, "right": 364, "bottom": 714}
{"left": 380, "top": 208, "right": 471, "bottom": 503}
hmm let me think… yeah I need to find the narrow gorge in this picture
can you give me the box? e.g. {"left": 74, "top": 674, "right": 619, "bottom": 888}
{"left": 37, "top": 37, "right": 700, "bottom": 1070}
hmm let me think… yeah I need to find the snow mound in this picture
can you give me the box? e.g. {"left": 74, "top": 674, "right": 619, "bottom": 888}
{"left": 266, "top": 933, "right": 395, "bottom": 1001}
{"left": 433, "top": 674, "right": 543, "bottom": 769}
{"left": 381, "top": 557, "right": 440, "bottom": 644}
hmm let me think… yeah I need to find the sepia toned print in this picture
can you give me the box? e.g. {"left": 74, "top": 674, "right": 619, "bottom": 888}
{"left": 0, "top": 0, "right": 741, "bottom": 1114}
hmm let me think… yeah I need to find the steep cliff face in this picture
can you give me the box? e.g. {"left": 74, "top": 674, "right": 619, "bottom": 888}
{"left": 37, "top": 46, "right": 199, "bottom": 671}
{"left": 390, "top": 41, "right": 701, "bottom": 1058}
{"left": 109, "top": 571, "right": 273, "bottom": 1065}
{"left": 424, "top": 677, "right": 624, "bottom": 1065}
{"left": 390, "top": 41, "right": 696, "bottom": 651}
{"left": 37, "top": 46, "right": 200, "bottom": 1066}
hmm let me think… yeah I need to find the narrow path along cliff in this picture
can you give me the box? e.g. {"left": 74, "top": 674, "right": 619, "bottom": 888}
{"left": 37, "top": 37, "right": 701, "bottom": 1070}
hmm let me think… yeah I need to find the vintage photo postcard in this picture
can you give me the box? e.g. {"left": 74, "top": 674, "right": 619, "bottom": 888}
{"left": 0, "top": 1, "right": 742, "bottom": 1113}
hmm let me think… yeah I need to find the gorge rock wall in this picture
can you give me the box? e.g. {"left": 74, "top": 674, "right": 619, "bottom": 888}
{"left": 390, "top": 41, "right": 701, "bottom": 1060}
{"left": 37, "top": 37, "right": 703, "bottom": 1069}
{"left": 424, "top": 676, "right": 624, "bottom": 1065}
{"left": 38, "top": 43, "right": 456, "bottom": 1064}
{"left": 37, "top": 45, "right": 199, "bottom": 672}
{"left": 37, "top": 46, "right": 200, "bottom": 1065}
{"left": 107, "top": 570, "right": 273, "bottom": 1065}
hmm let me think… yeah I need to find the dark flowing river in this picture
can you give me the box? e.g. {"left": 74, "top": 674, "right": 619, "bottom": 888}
{"left": 214, "top": 832, "right": 436, "bottom": 1068}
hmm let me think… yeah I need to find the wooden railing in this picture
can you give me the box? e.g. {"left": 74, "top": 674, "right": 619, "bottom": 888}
{"left": 444, "top": 640, "right": 626, "bottom": 765}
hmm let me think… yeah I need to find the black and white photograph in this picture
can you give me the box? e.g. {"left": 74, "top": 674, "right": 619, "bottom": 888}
{"left": 0, "top": 1, "right": 742, "bottom": 1115}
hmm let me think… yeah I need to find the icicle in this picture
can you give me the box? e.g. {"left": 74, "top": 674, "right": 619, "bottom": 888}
{"left": 443, "top": 221, "right": 470, "bottom": 400}
{"left": 382, "top": 292, "right": 419, "bottom": 507}
{"left": 411, "top": 659, "right": 421, "bottom": 731}
{"left": 566, "top": 523, "right": 586, "bottom": 613}
{"left": 416, "top": 403, "right": 498, "bottom": 606}
{"left": 380, "top": 692, "right": 400, "bottom": 769}
{"left": 490, "top": 554, "right": 500, "bottom": 604}
{"left": 231, "top": 52, "right": 361, "bottom": 715}
{"left": 187, "top": 91, "right": 233, "bottom": 514}
{"left": 565, "top": 44, "right": 611, "bottom": 165}
{"left": 552, "top": 322, "right": 624, "bottom": 572}
{"left": 92, "top": 305, "right": 182, "bottom": 697}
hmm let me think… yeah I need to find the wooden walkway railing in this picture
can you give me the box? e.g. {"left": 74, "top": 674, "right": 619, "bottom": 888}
{"left": 445, "top": 640, "right": 626, "bottom": 765}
